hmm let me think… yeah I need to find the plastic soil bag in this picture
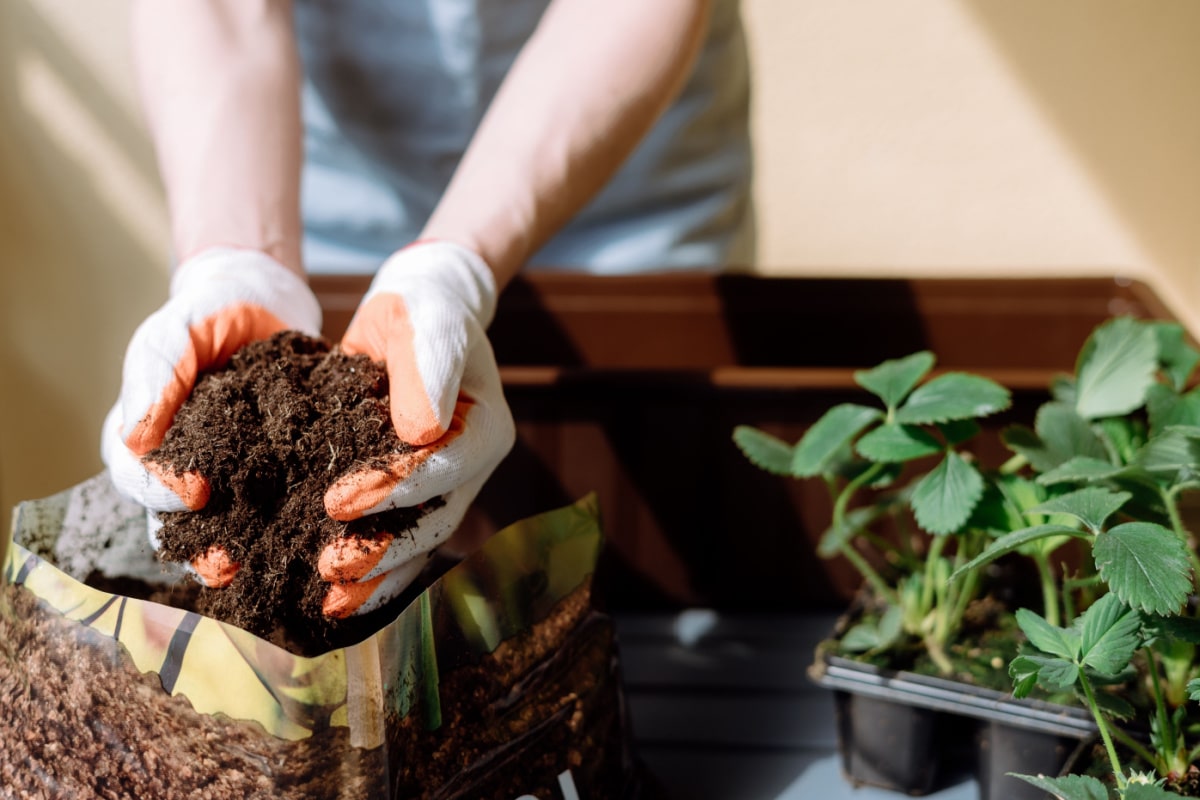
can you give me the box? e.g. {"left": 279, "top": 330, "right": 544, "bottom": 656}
{"left": 0, "top": 473, "right": 637, "bottom": 799}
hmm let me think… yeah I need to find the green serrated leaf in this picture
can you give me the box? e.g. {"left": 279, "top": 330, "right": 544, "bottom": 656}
{"left": 1146, "top": 384, "right": 1200, "bottom": 437}
{"left": 1002, "top": 404, "right": 1107, "bottom": 473}
{"left": 1075, "top": 317, "right": 1159, "bottom": 420}
{"left": 1167, "top": 424, "right": 1200, "bottom": 440}
{"left": 853, "top": 351, "right": 936, "bottom": 410}
{"left": 1030, "top": 486, "right": 1131, "bottom": 533}
{"left": 1033, "top": 654, "right": 1081, "bottom": 690}
{"left": 840, "top": 606, "right": 904, "bottom": 653}
{"left": 855, "top": 423, "right": 942, "bottom": 463}
{"left": 1078, "top": 593, "right": 1142, "bottom": 675}
{"left": 1016, "top": 608, "right": 1081, "bottom": 660}
{"left": 1098, "top": 417, "right": 1147, "bottom": 465}
{"left": 840, "top": 622, "right": 882, "bottom": 652}
{"left": 1187, "top": 677, "right": 1200, "bottom": 702}
{"left": 966, "top": 475, "right": 1029, "bottom": 534}
{"left": 790, "top": 404, "right": 883, "bottom": 477}
{"left": 1093, "top": 522, "right": 1193, "bottom": 615}
{"left": 895, "top": 373, "right": 1012, "bottom": 425}
{"left": 949, "top": 524, "right": 1087, "bottom": 582}
{"left": 1002, "top": 424, "right": 1055, "bottom": 471}
{"left": 1090, "top": 687, "right": 1136, "bottom": 721}
{"left": 1135, "top": 428, "right": 1200, "bottom": 483}
{"left": 1151, "top": 320, "right": 1200, "bottom": 392}
{"left": 1009, "top": 655, "right": 1040, "bottom": 696}
{"left": 996, "top": 476, "right": 1078, "bottom": 528}
{"left": 877, "top": 604, "right": 903, "bottom": 645}
{"left": 910, "top": 452, "right": 985, "bottom": 534}
{"left": 1038, "top": 402, "right": 1110, "bottom": 467}
{"left": 732, "top": 426, "right": 796, "bottom": 476}
{"left": 1036, "top": 456, "right": 1125, "bottom": 486}
{"left": 1125, "top": 783, "right": 1184, "bottom": 800}
{"left": 1051, "top": 375, "right": 1078, "bottom": 405}
{"left": 1008, "top": 773, "right": 1111, "bottom": 800}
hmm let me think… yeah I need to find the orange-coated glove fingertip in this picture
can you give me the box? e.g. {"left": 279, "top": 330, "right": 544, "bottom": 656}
{"left": 124, "top": 415, "right": 171, "bottom": 457}
{"left": 322, "top": 575, "right": 386, "bottom": 619}
{"left": 145, "top": 460, "right": 212, "bottom": 511}
{"left": 193, "top": 546, "right": 239, "bottom": 588}
{"left": 323, "top": 452, "right": 431, "bottom": 521}
{"left": 317, "top": 534, "right": 394, "bottom": 583}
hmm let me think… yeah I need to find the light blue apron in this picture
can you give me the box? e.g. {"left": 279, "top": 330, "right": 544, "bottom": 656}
{"left": 293, "top": 0, "right": 754, "bottom": 275}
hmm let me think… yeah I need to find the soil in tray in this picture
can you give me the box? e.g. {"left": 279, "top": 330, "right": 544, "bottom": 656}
{"left": 147, "top": 330, "right": 443, "bottom": 656}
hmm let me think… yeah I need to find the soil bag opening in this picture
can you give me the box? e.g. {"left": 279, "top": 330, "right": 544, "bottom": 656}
{"left": 1, "top": 473, "right": 638, "bottom": 799}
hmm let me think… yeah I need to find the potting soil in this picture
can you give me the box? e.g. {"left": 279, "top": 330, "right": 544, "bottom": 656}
{"left": 0, "top": 584, "right": 388, "bottom": 800}
{"left": 2, "top": 477, "right": 638, "bottom": 798}
{"left": 148, "top": 330, "right": 443, "bottom": 655}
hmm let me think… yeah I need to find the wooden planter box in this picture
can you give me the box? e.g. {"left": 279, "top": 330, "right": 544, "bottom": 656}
{"left": 312, "top": 273, "right": 1170, "bottom": 614}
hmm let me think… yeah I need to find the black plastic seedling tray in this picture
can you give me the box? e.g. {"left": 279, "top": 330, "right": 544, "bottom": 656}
{"left": 810, "top": 653, "right": 1096, "bottom": 799}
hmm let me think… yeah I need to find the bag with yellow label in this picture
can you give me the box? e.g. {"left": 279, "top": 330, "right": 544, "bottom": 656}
{"left": 1, "top": 473, "right": 640, "bottom": 799}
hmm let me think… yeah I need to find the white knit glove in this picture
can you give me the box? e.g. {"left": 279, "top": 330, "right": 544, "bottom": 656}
{"left": 317, "top": 241, "right": 516, "bottom": 618}
{"left": 101, "top": 247, "right": 322, "bottom": 535}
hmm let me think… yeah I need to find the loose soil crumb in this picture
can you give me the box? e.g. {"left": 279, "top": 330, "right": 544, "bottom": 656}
{"left": 148, "top": 330, "right": 442, "bottom": 655}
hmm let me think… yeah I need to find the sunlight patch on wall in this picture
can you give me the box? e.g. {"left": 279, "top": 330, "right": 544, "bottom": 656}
{"left": 742, "top": 0, "right": 1150, "bottom": 280}
{"left": 17, "top": 51, "right": 167, "bottom": 263}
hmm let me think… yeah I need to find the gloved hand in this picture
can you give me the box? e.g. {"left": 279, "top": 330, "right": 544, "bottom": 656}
{"left": 317, "top": 241, "right": 516, "bottom": 618}
{"left": 101, "top": 247, "right": 323, "bottom": 583}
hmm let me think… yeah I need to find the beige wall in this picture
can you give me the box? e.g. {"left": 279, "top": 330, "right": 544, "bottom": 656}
{"left": 0, "top": 0, "right": 168, "bottom": 516}
{"left": 1, "top": 0, "right": 1198, "bottom": 514}
{"left": 743, "top": 0, "right": 1200, "bottom": 309}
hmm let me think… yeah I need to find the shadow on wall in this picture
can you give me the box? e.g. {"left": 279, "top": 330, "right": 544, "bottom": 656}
{"left": 0, "top": 0, "right": 167, "bottom": 516}
{"left": 965, "top": 0, "right": 1200, "bottom": 326}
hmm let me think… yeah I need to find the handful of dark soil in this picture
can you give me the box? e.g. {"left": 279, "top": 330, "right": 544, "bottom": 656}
{"left": 149, "top": 330, "right": 440, "bottom": 655}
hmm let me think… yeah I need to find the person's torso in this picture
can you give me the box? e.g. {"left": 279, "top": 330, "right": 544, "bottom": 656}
{"left": 294, "top": 0, "right": 754, "bottom": 274}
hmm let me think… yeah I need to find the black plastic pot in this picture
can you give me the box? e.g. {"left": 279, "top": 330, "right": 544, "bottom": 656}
{"left": 811, "top": 653, "right": 1096, "bottom": 799}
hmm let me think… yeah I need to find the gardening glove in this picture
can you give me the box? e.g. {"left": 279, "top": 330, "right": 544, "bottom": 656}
{"left": 317, "top": 240, "right": 516, "bottom": 618}
{"left": 101, "top": 247, "right": 323, "bottom": 580}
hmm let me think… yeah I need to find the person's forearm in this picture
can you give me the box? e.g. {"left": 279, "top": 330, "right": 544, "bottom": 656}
{"left": 420, "top": 0, "right": 711, "bottom": 289}
{"left": 131, "top": 0, "right": 304, "bottom": 275}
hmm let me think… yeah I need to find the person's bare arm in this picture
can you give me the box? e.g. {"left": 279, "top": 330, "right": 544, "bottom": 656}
{"left": 420, "top": 0, "right": 712, "bottom": 289}
{"left": 131, "top": 0, "right": 304, "bottom": 276}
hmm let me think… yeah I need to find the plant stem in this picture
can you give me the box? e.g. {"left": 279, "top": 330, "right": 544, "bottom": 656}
{"left": 1110, "top": 724, "right": 1161, "bottom": 772}
{"left": 894, "top": 510, "right": 917, "bottom": 564}
{"left": 946, "top": 544, "right": 981, "bottom": 644}
{"left": 1144, "top": 646, "right": 1175, "bottom": 776}
{"left": 924, "top": 636, "right": 954, "bottom": 677}
{"left": 1033, "top": 553, "right": 1060, "bottom": 629}
{"left": 1162, "top": 486, "right": 1200, "bottom": 591}
{"left": 859, "top": 528, "right": 913, "bottom": 569}
{"left": 921, "top": 535, "right": 947, "bottom": 619}
{"left": 999, "top": 453, "right": 1028, "bottom": 475}
{"left": 1078, "top": 670, "right": 1126, "bottom": 790}
{"left": 832, "top": 463, "right": 885, "bottom": 531}
{"left": 1061, "top": 573, "right": 1103, "bottom": 626}
{"left": 840, "top": 545, "right": 898, "bottom": 606}
{"left": 832, "top": 463, "right": 898, "bottom": 604}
